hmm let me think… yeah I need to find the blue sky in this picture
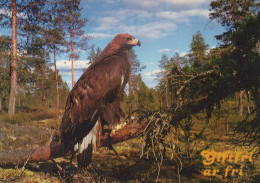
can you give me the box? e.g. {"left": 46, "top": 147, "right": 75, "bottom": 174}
{"left": 57, "top": 0, "right": 226, "bottom": 89}
{"left": 1, "top": 0, "right": 226, "bottom": 89}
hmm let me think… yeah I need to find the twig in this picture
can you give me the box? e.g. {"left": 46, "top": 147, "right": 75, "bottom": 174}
{"left": 175, "top": 70, "right": 216, "bottom": 96}
{"left": 0, "top": 150, "right": 32, "bottom": 182}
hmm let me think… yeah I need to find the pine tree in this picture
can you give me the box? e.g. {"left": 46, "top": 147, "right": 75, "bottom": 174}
{"left": 87, "top": 45, "right": 101, "bottom": 64}
{"left": 189, "top": 31, "right": 209, "bottom": 71}
{"left": 43, "top": 17, "right": 67, "bottom": 108}
{"left": 127, "top": 49, "right": 145, "bottom": 116}
{"left": 58, "top": 0, "right": 88, "bottom": 87}
{"left": 0, "top": 36, "right": 11, "bottom": 111}
{"left": 209, "top": 0, "right": 260, "bottom": 150}
{"left": 157, "top": 54, "right": 170, "bottom": 109}
{"left": 0, "top": 0, "right": 60, "bottom": 114}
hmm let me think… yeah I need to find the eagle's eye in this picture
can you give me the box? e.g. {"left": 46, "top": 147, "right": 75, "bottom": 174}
{"left": 127, "top": 37, "right": 132, "bottom": 41}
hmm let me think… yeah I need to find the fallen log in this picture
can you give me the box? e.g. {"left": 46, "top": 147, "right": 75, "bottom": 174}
{"left": 0, "top": 76, "right": 252, "bottom": 166}
{"left": 0, "top": 122, "right": 146, "bottom": 166}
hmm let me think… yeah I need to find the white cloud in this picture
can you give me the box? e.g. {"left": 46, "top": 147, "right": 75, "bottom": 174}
{"left": 142, "top": 69, "right": 162, "bottom": 88}
{"left": 166, "top": 0, "right": 209, "bottom": 6}
{"left": 152, "top": 70, "right": 162, "bottom": 75}
{"left": 144, "top": 79, "right": 158, "bottom": 88}
{"left": 91, "top": 12, "right": 176, "bottom": 40}
{"left": 94, "top": 17, "right": 121, "bottom": 31}
{"left": 0, "top": 8, "right": 12, "bottom": 18}
{"left": 157, "top": 48, "right": 170, "bottom": 53}
{"left": 88, "top": 33, "right": 114, "bottom": 39}
{"left": 156, "top": 9, "right": 209, "bottom": 23}
{"left": 0, "top": 8, "right": 26, "bottom": 18}
{"left": 75, "top": 48, "right": 87, "bottom": 53}
{"left": 112, "top": 9, "right": 153, "bottom": 21}
{"left": 123, "top": 0, "right": 209, "bottom": 9}
{"left": 143, "top": 69, "right": 162, "bottom": 78}
{"left": 55, "top": 60, "right": 90, "bottom": 89}
{"left": 55, "top": 60, "right": 90, "bottom": 70}
{"left": 174, "top": 50, "right": 187, "bottom": 57}
{"left": 89, "top": 0, "right": 210, "bottom": 40}
{"left": 122, "top": 21, "right": 177, "bottom": 39}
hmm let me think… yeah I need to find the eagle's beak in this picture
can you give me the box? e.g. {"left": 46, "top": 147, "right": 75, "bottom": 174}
{"left": 137, "top": 40, "right": 141, "bottom": 46}
{"left": 129, "top": 38, "right": 141, "bottom": 46}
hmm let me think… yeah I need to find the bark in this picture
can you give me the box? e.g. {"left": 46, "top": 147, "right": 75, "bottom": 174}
{"left": 8, "top": 0, "right": 18, "bottom": 115}
{"left": 128, "top": 62, "right": 132, "bottom": 122}
{"left": 54, "top": 45, "right": 59, "bottom": 108}
{"left": 41, "top": 67, "right": 45, "bottom": 102}
{"left": 0, "top": 97, "right": 2, "bottom": 111}
{"left": 0, "top": 122, "right": 145, "bottom": 166}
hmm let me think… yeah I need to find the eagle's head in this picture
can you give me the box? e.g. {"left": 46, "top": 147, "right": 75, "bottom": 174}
{"left": 112, "top": 33, "right": 141, "bottom": 49}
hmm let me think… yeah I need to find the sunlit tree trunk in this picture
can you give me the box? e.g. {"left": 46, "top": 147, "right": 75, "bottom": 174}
{"left": 41, "top": 68, "right": 45, "bottom": 103}
{"left": 8, "top": 0, "right": 18, "bottom": 115}
{"left": 0, "top": 98, "right": 2, "bottom": 111}
{"left": 128, "top": 61, "right": 132, "bottom": 120}
{"left": 54, "top": 44, "right": 59, "bottom": 108}
{"left": 70, "top": 30, "right": 75, "bottom": 87}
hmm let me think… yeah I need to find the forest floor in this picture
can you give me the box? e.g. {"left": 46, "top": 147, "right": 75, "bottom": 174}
{"left": 0, "top": 109, "right": 259, "bottom": 183}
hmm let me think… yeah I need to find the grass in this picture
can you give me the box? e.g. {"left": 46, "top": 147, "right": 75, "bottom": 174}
{"left": 0, "top": 109, "right": 63, "bottom": 125}
{"left": 0, "top": 106, "right": 259, "bottom": 182}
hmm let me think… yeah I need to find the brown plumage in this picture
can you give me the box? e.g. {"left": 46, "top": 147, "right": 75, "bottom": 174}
{"left": 59, "top": 33, "right": 141, "bottom": 168}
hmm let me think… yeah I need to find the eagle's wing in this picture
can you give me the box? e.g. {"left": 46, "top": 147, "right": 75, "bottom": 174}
{"left": 100, "top": 92, "right": 125, "bottom": 126}
{"left": 60, "top": 54, "right": 129, "bottom": 147}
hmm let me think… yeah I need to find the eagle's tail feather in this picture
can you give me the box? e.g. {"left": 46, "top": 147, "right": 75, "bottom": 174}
{"left": 77, "top": 144, "right": 93, "bottom": 168}
{"left": 75, "top": 121, "right": 100, "bottom": 168}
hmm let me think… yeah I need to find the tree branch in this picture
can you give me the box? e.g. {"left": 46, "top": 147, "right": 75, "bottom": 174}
{"left": 0, "top": 122, "right": 146, "bottom": 166}
{"left": 0, "top": 76, "right": 252, "bottom": 166}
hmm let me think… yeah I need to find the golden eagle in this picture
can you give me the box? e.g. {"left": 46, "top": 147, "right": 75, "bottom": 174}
{"left": 60, "top": 33, "right": 141, "bottom": 167}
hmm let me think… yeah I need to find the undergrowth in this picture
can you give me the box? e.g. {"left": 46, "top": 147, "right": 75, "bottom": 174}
{"left": 0, "top": 109, "right": 63, "bottom": 125}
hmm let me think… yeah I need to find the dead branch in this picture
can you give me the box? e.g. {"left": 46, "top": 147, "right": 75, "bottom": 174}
{"left": 175, "top": 70, "right": 216, "bottom": 95}
{"left": 0, "top": 76, "right": 251, "bottom": 166}
{"left": 0, "top": 122, "right": 146, "bottom": 166}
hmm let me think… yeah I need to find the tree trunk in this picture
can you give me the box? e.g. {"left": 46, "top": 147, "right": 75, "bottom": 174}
{"left": 164, "top": 72, "right": 169, "bottom": 108}
{"left": 0, "top": 122, "right": 145, "bottom": 166}
{"left": 128, "top": 61, "right": 132, "bottom": 122}
{"left": 8, "top": 0, "right": 18, "bottom": 115}
{"left": 70, "top": 30, "right": 75, "bottom": 88}
{"left": 0, "top": 97, "right": 2, "bottom": 111}
{"left": 41, "top": 68, "right": 45, "bottom": 103}
{"left": 54, "top": 45, "right": 59, "bottom": 108}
